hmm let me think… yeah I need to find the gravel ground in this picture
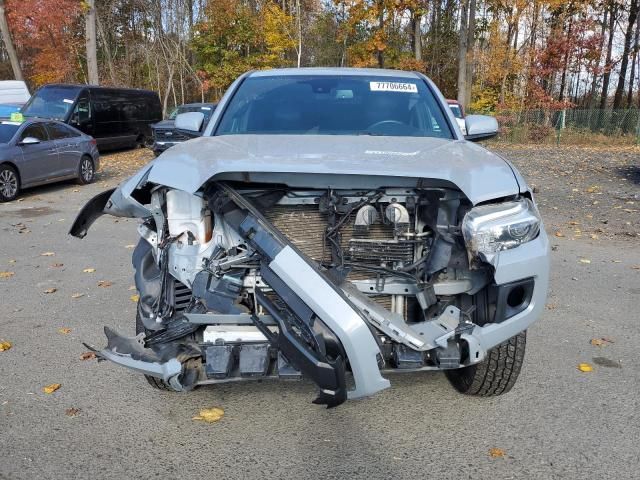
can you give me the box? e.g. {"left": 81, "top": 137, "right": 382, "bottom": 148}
{"left": 1, "top": 145, "right": 639, "bottom": 480}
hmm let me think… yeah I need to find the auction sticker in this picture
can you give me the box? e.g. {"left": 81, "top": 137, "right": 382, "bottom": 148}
{"left": 369, "top": 81, "right": 417, "bottom": 93}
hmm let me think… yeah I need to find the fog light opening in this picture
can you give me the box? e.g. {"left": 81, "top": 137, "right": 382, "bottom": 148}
{"left": 507, "top": 286, "right": 526, "bottom": 308}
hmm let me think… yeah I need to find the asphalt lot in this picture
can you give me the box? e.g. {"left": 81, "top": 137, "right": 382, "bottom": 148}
{"left": 1, "top": 145, "right": 639, "bottom": 480}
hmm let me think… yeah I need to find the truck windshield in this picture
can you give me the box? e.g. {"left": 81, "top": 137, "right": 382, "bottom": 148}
{"left": 216, "top": 75, "right": 453, "bottom": 138}
{"left": 21, "top": 87, "right": 80, "bottom": 120}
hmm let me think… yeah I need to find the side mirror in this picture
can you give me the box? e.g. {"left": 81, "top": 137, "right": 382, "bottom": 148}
{"left": 175, "top": 112, "right": 204, "bottom": 133}
{"left": 464, "top": 115, "right": 499, "bottom": 142}
{"left": 19, "top": 136, "right": 40, "bottom": 145}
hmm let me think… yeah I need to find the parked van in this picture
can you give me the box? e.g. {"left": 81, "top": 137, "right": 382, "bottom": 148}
{"left": 0, "top": 80, "right": 30, "bottom": 104}
{"left": 21, "top": 84, "right": 162, "bottom": 150}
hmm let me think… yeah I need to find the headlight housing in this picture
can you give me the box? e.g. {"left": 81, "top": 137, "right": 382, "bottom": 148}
{"left": 462, "top": 198, "right": 541, "bottom": 260}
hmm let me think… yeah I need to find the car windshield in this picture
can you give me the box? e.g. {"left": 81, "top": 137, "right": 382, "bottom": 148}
{"left": 0, "top": 123, "right": 20, "bottom": 143}
{"left": 216, "top": 75, "right": 453, "bottom": 138}
{"left": 22, "top": 87, "right": 80, "bottom": 120}
{"left": 169, "top": 104, "right": 215, "bottom": 121}
{"left": 449, "top": 104, "right": 463, "bottom": 119}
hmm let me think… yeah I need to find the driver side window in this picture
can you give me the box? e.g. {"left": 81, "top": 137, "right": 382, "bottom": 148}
{"left": 20, "top": 124, "right": 49, "bottom": 142}
{"left": 72, "top": 97, "right": 91, "bottom": 125}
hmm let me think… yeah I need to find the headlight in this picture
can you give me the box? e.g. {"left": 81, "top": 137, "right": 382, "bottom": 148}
{"left": 462, "top": 198, "right": 541, "bottom": 259}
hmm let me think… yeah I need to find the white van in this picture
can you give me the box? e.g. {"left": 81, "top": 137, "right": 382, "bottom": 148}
{"left": 0, "top": 80, "right": 30, "bottom": 104}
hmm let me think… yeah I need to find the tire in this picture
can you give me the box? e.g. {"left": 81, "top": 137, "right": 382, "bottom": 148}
{"left": 135, "top": 309, "right": 175, "bottom": 391}
{"left": 445, "top": 331, "right": 526, "bottom": 396}
{"left": 77, "top": 155, "right": 95, "bottom": 185}
{"left": 0, "top": 164, "right": 20, "bottom": 202}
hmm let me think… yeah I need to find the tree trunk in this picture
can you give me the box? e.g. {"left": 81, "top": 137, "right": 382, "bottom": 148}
{"left": 464, "top": 0, "right": 476, "bottom": 107}
{"left": 589, "top": 8, "right": 608, "bottom": 110}
{"left": 85, "top": 0, "right": 99, "bottom": 85}
{"left": 457, "top": 0, "right": 469, "bottom": 106}
{"left": 558, "top": 16, "right": 574, "bottom": 102}
{"left": 377, "top": 0, "right": 385, "bottom": 68}
{"left": 600, "top": 2, "right": 617, "bottom": 110}
{"left": 613, "top": 0, "right": 639, "bottom": 109}
{"left": 0, "top": 0, "right": 23, "bottom": 81}
{"left": 627, "top": 12, "right": 640, "bottom": 106}
{"left": 412, "top": 8, "right": 422, "bottom": 61}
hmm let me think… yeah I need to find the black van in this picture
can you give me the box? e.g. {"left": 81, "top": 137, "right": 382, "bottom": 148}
{"left": 21, "top": 84, "right": 162, "bottom": 150}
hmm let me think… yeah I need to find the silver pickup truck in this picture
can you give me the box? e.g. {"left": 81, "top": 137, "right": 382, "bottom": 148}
{"left": 70, "top": 68, "right": 549, "bottom": 407}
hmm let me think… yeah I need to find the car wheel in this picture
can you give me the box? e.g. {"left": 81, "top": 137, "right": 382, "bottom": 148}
{"left": 445, "top": 331, "right": 526, "bottom": 396}
{"left": 77, "top": 155, "right": 95, "bottom": 185}
{"left": 0, "top": 164, "right": 20, "bottom": 202}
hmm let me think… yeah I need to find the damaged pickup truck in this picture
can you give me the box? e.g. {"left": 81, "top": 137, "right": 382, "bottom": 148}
{"left": 70, "top": 68, "right": 549, "bottom": 407}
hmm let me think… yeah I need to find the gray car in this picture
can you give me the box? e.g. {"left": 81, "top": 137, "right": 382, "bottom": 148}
{"left": 71, "top": 68, "right": 549, "bottom": 408}
{"left": 0, "top": 118, "right": 99, "bottom": 202}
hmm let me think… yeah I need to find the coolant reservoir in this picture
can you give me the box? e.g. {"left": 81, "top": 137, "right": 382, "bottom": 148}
{"left": 166, "top": 190, "right": 212, "bottom": 244}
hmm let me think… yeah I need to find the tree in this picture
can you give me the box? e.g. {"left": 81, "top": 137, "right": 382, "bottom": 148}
{"left": 85, "top": 0, "right": 99, "bottom": 85}
{"left": 0, "top": 0, "right": 22, "bottom": 80}
{"left": 456, "top": 0, "right": 469, "bottom": 106}
{"left": 613, "top": 0, "right": 639, "bottom": 109}
{"left": 600, "top": 0, "right": 618, "bottom": 109}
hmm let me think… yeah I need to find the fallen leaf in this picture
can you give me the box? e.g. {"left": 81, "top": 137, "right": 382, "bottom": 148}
{"left": 125, "top": 244, "right": 135, "bottom": 249}
{"left": 58, "top": 328, "right": 72, "bottom": 335}
{"left": 83, "top": 268, "right": 96, "bottom": 273}
{"left": 8, "top": 259, "right": 16, "bottom": 263}
{"left": 40, "top": 252, "right": 55, "bottom": 257}
{"left": 590, "top": 338, "right": 604, "bottom": 347}
{"left": 545, "top": 303, "right": 557, "bottom": 310}
{"left": 632, "top": 265, "right": 640, "bottom": 270}
{"left": 489, "top": 448, "right": 505, "bottom": 458}
{"left": 128, "top": 285, "right": 136, "bottom": 291}
{"left": 65, "top": 407, "right": 81, "bottom": 417}
{"left": 554, "top": 231, "right": 565, "bottom": 237}
{"left": 43, "top": 383, "right": 61, "bottom": 394}
{"left": 97, "top": 280, "right": 112, "bottom": 288}
{"left": 192, "top": 407, "right": 224, "bottom": 423}
{"left": 71, "top": 293, "right": 84, "bottom": 299}
{"left": 579, "top": 258, "right": 591, "bottom": 264}
{"left": 0, "top": 340, "right": 12, "bottom": 352}
{"left": 577, "top": 363, "right": 593, "bottom": 372}
{"left": 130, "top": 294, "right": 140, "bottom": 302}
{"left": 50, "top": 263, "right": 64, "bottom": 268}
{"left": 44, "top": 287, "right": 57, "bottom": 294}
{"left": 0, "top": 271, "right": 15, "bottom": 278}
{"left": 80, "top": 351, "right": 96, "bottom": 361}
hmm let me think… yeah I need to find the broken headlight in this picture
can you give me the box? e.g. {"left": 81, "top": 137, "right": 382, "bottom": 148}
{"left": 462, "top": 198, "right": 541, "bottom": 258}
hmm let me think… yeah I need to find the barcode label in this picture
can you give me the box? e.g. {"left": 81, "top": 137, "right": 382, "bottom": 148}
{"left": 369, "top": 82, "right": 418, "bottom": 93}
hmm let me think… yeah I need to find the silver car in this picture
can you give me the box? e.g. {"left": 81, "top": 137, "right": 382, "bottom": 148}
{"left": 72, "top": 68, "right": 549, "bottom": 407}
{"left": 0, "top": 118, "right": 99, "bottom": 202}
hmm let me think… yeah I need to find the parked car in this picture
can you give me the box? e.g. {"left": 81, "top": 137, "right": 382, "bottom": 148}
{"left": 446, "top": 99, "right": 467, "bottom": 135}
{"left": 21, "top": 84, "right": 162, "bottom": 151}
{"left": 0, "top": 103, "right": 23, "bottom": 118}
{"left": 0, "top": 80, "right": 30, "bottom": 104}
{"left": 151, "top": 103, "right": 217, "bottom": 155}
{"left": 71, "top": 68, "right": 549, "bottom": 408}
{"left": 0, "top": 118, "right": 99, "bottom": 202}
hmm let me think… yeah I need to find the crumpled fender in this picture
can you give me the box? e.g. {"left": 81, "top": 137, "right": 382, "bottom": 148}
{"left": 69, "top": 166, "right": 153, "bottom": 238}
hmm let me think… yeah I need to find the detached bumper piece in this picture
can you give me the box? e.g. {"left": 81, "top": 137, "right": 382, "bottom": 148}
{"left": 92, "top": 327, "right": 201, "bottom": 391}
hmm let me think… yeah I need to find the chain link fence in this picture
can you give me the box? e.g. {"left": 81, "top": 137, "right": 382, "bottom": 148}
{"left": 485, "top": 109, "right": 640, "bottom": 145}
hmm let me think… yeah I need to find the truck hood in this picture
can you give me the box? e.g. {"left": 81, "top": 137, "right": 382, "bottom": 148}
{"left": 146, "top": 135, "right": 520, "bottom": 205}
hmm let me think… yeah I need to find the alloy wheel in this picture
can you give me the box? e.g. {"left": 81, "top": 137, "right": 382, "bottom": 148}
{"left": 81, "top": 158, "right": 94, "bottom": 182}
{"left": 0, "top": 169, "right": 18, "bottom": 198}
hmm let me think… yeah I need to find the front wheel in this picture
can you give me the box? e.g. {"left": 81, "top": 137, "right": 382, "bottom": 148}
{"left": 445, "top": 331, "right": 526, "bottom": 396}
{"left": 77, "top": 155, "right": 95, "bottom": 185}
{"left": 0, "top": 164, "right": 20, "bottom": 202}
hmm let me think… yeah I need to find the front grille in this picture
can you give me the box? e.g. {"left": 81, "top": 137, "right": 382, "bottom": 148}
{"left": 154, "top": 129, "right": 189, "bottom": 142}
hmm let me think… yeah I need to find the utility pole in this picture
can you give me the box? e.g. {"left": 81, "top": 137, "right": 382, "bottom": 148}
{"left": 85, "top": 0, "right": 99, "bottom": 85}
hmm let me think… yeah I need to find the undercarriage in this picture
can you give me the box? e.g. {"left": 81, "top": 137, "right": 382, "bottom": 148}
{"left": 74, "top": 179, "right": 542, "bottom": 407}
